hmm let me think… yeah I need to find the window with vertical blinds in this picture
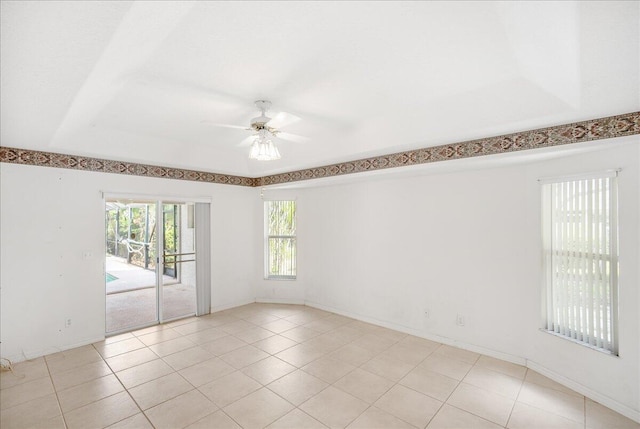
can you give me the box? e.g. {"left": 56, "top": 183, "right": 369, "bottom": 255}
{"left": 541, "top": 171, "right": 619, "bottom": 354}
{"left": 265, "top": 200, "right": 296, "bottom": 279}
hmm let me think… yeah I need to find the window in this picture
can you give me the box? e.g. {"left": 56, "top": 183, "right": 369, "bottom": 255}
{"left": 265, "top": 200, "right": 296, "bottom": 279}
{"left": 541, "top": 171, "right": 619, "bottom": 353}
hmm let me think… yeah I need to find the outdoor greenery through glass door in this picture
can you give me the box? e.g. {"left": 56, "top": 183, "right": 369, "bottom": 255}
{"left": 163, "top": 204, "right": 178, "bottom": 278}
{"left": 106, "top": 203, "right": 158, "bottom": 270}
{"left": 162, "top": 203, "right": 197, "bottom": 321}
{"left": 105, "top": 201, "right": 195, "bottom": 333}
{"left": 105, "top": 202, "right": 159, "bottom": 333}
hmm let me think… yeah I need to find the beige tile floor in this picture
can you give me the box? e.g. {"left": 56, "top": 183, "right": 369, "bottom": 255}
{"left": 1, "top": 303, "right": 638, "bottom": 429}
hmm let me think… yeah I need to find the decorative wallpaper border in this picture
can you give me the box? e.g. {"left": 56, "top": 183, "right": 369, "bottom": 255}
{"left": 1, "top": 111, "right": 638, "bottom": 187}
{"left": 257, "top": 111, "right": 640, "bottom": 186}
{"left": 0, "top": 148, "right": 257, "bottom": 187}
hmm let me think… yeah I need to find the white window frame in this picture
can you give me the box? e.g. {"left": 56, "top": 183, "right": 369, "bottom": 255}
{"left": 540, "top": 170, "right": 619, "bottom": 355}
{"left": 264, "top": 200, "right": 297, "bottom": 280}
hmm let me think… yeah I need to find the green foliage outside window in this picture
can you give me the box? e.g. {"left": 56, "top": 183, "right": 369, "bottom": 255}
{"left": 267, "top": 201, "right": 296, "bottom": 278}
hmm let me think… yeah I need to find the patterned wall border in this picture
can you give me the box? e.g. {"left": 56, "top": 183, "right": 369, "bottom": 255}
{"left": 1, "top": 111, "right": 638, "bottom": 187}
{"left": 257, "top": 111, "right": 640, "bottom": 186}
{"left": 0, "top": 147, "right": 257, "bottom": 187}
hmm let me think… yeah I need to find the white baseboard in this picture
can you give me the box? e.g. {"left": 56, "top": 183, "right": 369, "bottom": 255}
{"left": 211, "top": 298, "right": 256, "bottom": 313}
{"left": 4, "top": 335, "right": 106, "bottom": 364}
{"left": 304, "top": 300, "right": 526, "bottom": 365}
{"left": 526, "top": 361, "right": 640, "bottom": 423}
{"left": 256, "top": 297, "right": 305, "bottom": 305}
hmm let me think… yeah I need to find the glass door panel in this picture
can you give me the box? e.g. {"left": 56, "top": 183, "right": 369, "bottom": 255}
{"left": 161, "top": 203, "right": 196, "bottom": 321}
{"left": 105, "top": 201, "right": 158, "bottom": 333}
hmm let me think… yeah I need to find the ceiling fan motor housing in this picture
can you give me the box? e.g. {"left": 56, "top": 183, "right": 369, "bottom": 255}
{"left": 250, "top": 116, "right": 271, "bottom": 130}
{"left": 251, "top": 100, "right": 276, "bottom": 133}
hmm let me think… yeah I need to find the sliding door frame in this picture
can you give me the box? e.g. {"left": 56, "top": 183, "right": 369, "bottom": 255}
{"left": 103, "top": 192, "right": 211, "bottom": 335}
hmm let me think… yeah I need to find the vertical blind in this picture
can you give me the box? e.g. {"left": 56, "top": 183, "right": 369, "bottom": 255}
{"left": 542, "top": 172, "right": 618, "bottom": 353}
{"left": 266, "top": 200, "right": 297, "bottom": 278}
{"left": 195, "top": 203, "right": 211, "bottom": 316}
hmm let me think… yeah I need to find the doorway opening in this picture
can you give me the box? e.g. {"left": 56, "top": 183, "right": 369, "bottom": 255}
{"left": 105, "top": 200, "right": 197, "bottom": 334}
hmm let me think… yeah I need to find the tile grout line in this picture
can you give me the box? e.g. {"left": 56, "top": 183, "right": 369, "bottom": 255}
{"left": 91, "top": 342, "right": 151, "bottom": 429}
{"left": 423, "top": 352, "right": 529, "bottom": 428}
{"left": 503, "top": 366, "right": 528, "bottom": 429}
{"left": 158, "top": 312, "right": 296, "bottom": 427}
{"left": 110, "top": 320, "right": 253, "bottom": 427}
{"left": 213, "top": 326, "right": 322, "bottom": 429}
{"left": 421, "top": 349, "right": 474, "bottom": 428}
{"left": 247, "top": 318, "right": 370, "bottom": 428}
{"left": 113, "top": 343, "right": 178, "bottom": 429}
{"left": 100, "top": 312, "right": 412, "bottom": 427}
{"left": 43, "top": 356, "right": 70, "bottom": 429}
{"left": 32, "top": 304, "right": 621, "bottom": 429}
{"left": 327, "top": 338, "right": 440, "bottom": 429}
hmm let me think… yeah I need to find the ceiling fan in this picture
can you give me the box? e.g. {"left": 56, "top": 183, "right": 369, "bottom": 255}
{"left": 203, "top": 100, "right": 308, "bottom": 161}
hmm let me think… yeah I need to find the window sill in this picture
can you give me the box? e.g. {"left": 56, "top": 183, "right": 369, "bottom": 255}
{"left": 539, "top": 328, "right": 619, "bottom": 357}
{"left": 265, "top": 276, "right": 297, "bottom": 281}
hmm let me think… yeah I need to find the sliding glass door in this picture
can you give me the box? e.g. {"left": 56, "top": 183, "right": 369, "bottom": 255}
{"left": 105, "top": 199, "right": 197, "bottom": 334}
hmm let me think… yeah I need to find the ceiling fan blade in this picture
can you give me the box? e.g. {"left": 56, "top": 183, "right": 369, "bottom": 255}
{"left": 266, "top": 111, "right": 301, "bottom": 129}
{"left": 276, "top": 132, "right": 309, "bottom": 144}
{"left": 236, "top": 135, "right": 257, "bottom": 148}
{"left": 200, "top": 120, "right": 248, "bottom": 130}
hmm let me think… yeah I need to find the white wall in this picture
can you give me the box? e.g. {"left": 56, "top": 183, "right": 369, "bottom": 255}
{"left": 1, "top": 142, "right": 638, "bottom": 420}
{"left": 0, "top": 163, "right": 257, "bottom": 361}
{"left": 294, "top": 143, "right": 639, "bottom": 419}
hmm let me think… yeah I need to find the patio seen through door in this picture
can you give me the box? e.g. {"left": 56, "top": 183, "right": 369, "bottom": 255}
{"left": 105, "top": 200, "right": 197, "bottom": 334}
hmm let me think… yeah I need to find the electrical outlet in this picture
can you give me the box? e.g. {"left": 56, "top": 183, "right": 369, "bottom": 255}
{"left": 65, "top": 318, "right": 72, "bottom": 328}
{"left": 456, "top": 314, "right": 465, "bottom": 326}
{"left": 424, "top": 309, "right": 430, "bottom": 318}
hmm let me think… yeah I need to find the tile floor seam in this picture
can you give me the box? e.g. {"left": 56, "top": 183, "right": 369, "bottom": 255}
{"left": 454, "top": 381, "right": 518, "bottom": 427}
{"left": 197, "top": 376, "right": 257, "bottom": 409}
{"left": 266, "top": 376, "right": 332, "bottom": 409}
{"left": 0, "top": 374, "right": 53, "bottom": 410}
{"left": 510, "top": 385, "right": 588, "bottom": 428}
{"left": 441, "top": 403, "right": 508, "bottom": 429}
{"left": 105, "top": 352, "right": 163, "bottom": 375}
{"left": 463, "top": 367, "right": 525, "bottom": 404}
{"left": 396, "top": 375, "right": 454, "bottom": 405}
{"left": 420, "top": 358, "right": 487, "bottom": 429}
{"left": 43, "top": 355, "right": 69, "bottom": 429}
{"left": 8, "top": 304, "right": 636, "bottom": 429}
{"left": 422, "top": 381, "right": 456, "bottom": 428}
{"left": 106, "top": 353, "right": 148, "bottom": 429}
{"left": 56, "top": 374, "right": 122, "bottom": 414}
{"left": 377, "top": 400, "right": 424, "bottom": 429}
{"left": 345, "top": 403, "right": 378, "bottom": 429}
{"left": 114, "top": 365, "right": 170, "bottom": 390}
{"left": 109, "top": 401, "right": 151, "bottom": 429}
{"left": 332, "top": 368, "right": 397, "bottom": 405}
{"left": 218, "top": 407, "right": 244, "bottom": 429}
{"left": 132, "top": 374, "right": 193, "bottom": 411}
{"left": 141, "top": 390, "right": 217, "bottom": 429}
{"left": 503, "top": 366, "right": 528, "bottom": 429}
{"left": 300, "top": 407, "right": 331, "bottom": 428}
{"left": 436, "top": 353, "right": 480, "bottom": 426}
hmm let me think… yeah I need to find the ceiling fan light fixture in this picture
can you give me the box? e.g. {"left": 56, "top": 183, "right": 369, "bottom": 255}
{"left": 249, "top": 130, "right": 281, "bottom": 161}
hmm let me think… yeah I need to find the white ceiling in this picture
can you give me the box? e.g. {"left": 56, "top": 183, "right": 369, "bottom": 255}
{"left": 1, "top": 1, "right": 638, "bottom": 178}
